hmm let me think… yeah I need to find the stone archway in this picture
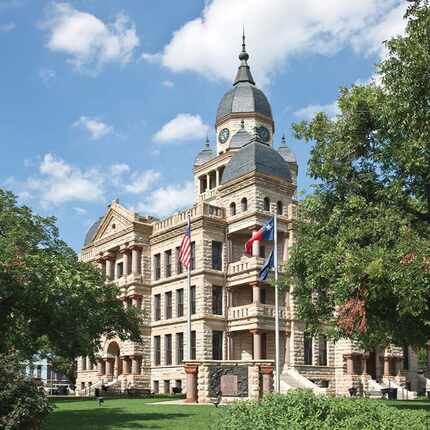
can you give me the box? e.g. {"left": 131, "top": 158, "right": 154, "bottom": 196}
{"left": 106, "top": 341, "right": 121, "bottom": 378}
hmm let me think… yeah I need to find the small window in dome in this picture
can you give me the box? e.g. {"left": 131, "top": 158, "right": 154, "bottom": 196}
{"left": 277, "top": 201, "right": 283, "bottom": 215}
{"left": 241, "top": 198, "right": 248, "bottom": 212}
{"left": 230, "top": 202, "right": 236, "bottom": 216}
{"left": 263, "top": 197, "right": 270, "bottom": 212}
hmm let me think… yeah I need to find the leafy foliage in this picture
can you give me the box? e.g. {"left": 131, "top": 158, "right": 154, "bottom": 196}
{"left": 286, "top": 1, "right": 430, "bottom": 347}
{"left": 0, "top": 188, "right": 142, "bottom": 379}
{"left": 0, "top": 353, "right": 52, "bottom": 430}
{"left": 215, "top": 391, "right": 428, "bottom": 430}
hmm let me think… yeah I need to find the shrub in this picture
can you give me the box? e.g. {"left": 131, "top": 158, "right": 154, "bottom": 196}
{"left": 0, "top": 353, "right": 52, "bottom": 430}
{"left": 215, "top": 390, "right": 428, "bottom": 430}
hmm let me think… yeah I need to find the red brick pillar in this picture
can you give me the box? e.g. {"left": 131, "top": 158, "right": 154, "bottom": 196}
{"left": 184, "top": 364, "right": 198, "bottom": 403}
{"left": 250, "top": 329, "right": 262, "bottom": 360}
{"left": 260, "top": 364, "right": 274, "bottom": 395}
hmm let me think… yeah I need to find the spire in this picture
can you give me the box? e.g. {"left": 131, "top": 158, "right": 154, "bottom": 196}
{"left": 233, "top": 28, "right": 255, "bottom": 86}
{"left": 280, "top": 133, "right": 287, "bottom": 147}
{"left": 205, "top": 133, "right": 210, "bottom": 148}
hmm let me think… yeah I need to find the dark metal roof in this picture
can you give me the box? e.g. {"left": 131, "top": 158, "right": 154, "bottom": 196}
{"left": 221, "top": 139, "right": 292, "bottom": 185}
{"left": 230, "top": 123, "right": 253, "bottom": 148}
{"left": 278, "top": 135, "right": 297, "bottom": 163}
{"left": 216, "top": 82, "right": 272, "bottom": 122}
{"left": 194, "top": 139, "right": 216, "bottom": 166}
{"left": 83, "top": 217, "right": 103, "bottom": 246}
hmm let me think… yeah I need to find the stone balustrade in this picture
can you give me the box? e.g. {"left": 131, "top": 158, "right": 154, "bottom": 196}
{"left": 228, "top": 303, "right": 288, "bottom": 321}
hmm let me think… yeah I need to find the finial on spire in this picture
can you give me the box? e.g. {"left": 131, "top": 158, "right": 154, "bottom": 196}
{"left": 205, "top": 133, "right": 210, "bottom": 147}
{"left": 233, "top": 27, "right": 255, "bottom": 86}
{"left": 239, "top": 26, "right": 249, "bottom": 62}
{"left": 240, "top": 119, "right": 245, "bottom": 129}
{"left": 281, "top": 133, "right": 286, "bottom": 145}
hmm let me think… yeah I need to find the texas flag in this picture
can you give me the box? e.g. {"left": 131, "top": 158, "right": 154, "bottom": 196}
{"left": 244, "top": 217, "right": 275, "bottom": 255}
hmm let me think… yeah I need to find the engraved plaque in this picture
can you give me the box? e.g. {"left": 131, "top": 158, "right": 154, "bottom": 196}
{"left": 220, "top": 374, "right": 238, "bottom": 396}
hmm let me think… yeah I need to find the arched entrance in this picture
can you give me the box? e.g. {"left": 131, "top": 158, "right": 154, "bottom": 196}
{"left": 106, "top": 341, "right": 122, "bottom": 379}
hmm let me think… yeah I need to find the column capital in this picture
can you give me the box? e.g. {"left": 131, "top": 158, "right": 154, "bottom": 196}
{"left": 128, "top": 293, "right": 142, "bottom": 300}
{"left": 119, "top": 247, "right": 130, "bottom": 255}
{"left": 249, "top": 328, "right": 263, "bottom": 335}
{"left": 105, "top": 357, "right": 115, "bottom": 362}
{"left": 129, "top": 243, "right": 143, "bottom": 251}
{"left": 184, "top": 364, "right": 199, "bottom": 375}
{"left": 103, "top": 252, "right": 116, "bottom": 261}
{"left": 260, "top": 363, "right": 274, "bottom": 375}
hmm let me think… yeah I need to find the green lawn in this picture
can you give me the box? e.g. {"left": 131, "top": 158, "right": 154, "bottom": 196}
{"left": 44, "top": 397, "right": 219, "bottom": 430}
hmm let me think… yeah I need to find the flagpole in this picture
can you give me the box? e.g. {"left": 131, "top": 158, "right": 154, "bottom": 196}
{"left": 186, "top": 212, "right": 192, "bottom": 361}
{"left": 274, "top": 214, "right": 280, "bottom": 393}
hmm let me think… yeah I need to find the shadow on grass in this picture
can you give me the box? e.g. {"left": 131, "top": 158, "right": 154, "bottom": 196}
{"left": 44, "top": 407, "right": 193, "bottom": 430}
{"left": 385, "top": 399, "right": 430, "bottom": 414}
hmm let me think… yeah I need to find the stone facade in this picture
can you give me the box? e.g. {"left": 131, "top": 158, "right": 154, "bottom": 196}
{"left": 75, "top": 39, "right": 421, "bottom": 401}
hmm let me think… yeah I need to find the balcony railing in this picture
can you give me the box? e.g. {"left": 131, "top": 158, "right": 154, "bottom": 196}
{"left": 228, "top": 303, "right": 288, "bottom": 321}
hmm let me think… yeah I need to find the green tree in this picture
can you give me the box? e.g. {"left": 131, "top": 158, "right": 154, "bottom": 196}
{"left": 286, "top": 0, "right": 430, "bottom": 348}
{"left": 0, "top": 188, "right": 142, "bottom": 381}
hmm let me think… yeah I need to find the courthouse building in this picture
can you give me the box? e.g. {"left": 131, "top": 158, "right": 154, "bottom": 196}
{"left": 76, "top": 38, "right": 423, "bottom": 400}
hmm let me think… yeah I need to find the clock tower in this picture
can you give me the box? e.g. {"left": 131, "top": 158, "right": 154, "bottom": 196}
{"left": 215, "top": 33, "right": 274, "bottom": 154}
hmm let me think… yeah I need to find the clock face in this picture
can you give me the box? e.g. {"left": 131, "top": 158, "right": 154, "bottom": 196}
{"left": 218, "top": 128, "right": 230, "bottom": 144}
{"left": 256, "top": 126, "right": 270, "bottom": 142}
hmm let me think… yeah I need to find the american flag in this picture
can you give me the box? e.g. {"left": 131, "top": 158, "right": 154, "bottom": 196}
{"left": 179, "top": 224, "right": 191, "bottom": 268}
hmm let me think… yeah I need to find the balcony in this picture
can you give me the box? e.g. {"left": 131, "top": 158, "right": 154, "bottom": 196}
{"left": 227, "top": 303, "right": 289, "bottom": 331}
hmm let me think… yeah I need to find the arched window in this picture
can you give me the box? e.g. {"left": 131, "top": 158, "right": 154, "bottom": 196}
{"left": 229, "top": 202, "right": 236, "bottom": 216}
{"left": 241, "top": 197, "right": 248, "bottom": 212}
{"left": 277, "top": 200, "right": 283, "bottom": 215}
{"left": 263, "top": 197, "right": 270, "bottom": 212}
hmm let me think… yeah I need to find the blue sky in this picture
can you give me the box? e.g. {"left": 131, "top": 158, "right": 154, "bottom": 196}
{"left": 0, "top": 0, "right": 407, "bottom": 250}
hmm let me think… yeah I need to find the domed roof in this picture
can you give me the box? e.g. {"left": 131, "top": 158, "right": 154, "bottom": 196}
{"left": 230, "top": 120, "right": 253, "bottom": 149}
{"left": 278, "top": 134, "right": 297, "bottom": 164}
{"left": 221, "top": 138, "right": 292, "bottom": 185}
{"left": 194, "top": 137, "right": 215, "bottom": 167}
{"left": 216, "top": 35, "right": 272, "bottom": 123}
{"left": 84, "top": 217, "right": 103, "bottom": 246}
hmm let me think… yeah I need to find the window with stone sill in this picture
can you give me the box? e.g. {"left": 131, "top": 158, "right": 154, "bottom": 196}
{"left": 304, "top": 333, "right": 313, "bottom": 365}
{"left": 230, "top": 202, "right": 236, "bottom": 216}
{"left": 277, "top": 200, "right": 283, "bottom": 215}
{"left": 164, "top": 249, "right": 172, "bottom": 277}
{"left": 175, "top": 246, "right": 183, "bottom": 274}
{"left": 164, "top": 380, "right": 170, "bottom": 394}
{"left": 176, "top": 288, "right": 184, "bottom": 317}
{"left": 211, "top": 241, "right": 223, "bottom": 270}
{"left": 191, "top": 330, "right": 196, "bottom": 360}
{"left": 154, "top": 294, "right": 161, "bottom": 321}
{"left": 190, "top": 285, "right": 196, "bottom": 315}
{"left": 153, "top": 380, "right": 159, "bottom": 394}
{"left": 154, "top": 253, "right": 161, "bottom": 280}
{"left": 212, "top": 285, "right": 223, "bottom": 315}
{"left": 212, "top": 330, "right": 223, "bottom": 360}
{"left": 165, "top": 334, "right": 172, "bottom": 365}
{"left": 263, "top": 197, "right": 271, "bottom": 212}
{"left": 176, "top": 332, "right": 184, "bottom": 364}
{"left": 165, "top": 291, "right": 172, "bottom": 319}
{"left": 318, "top": 335, "right": 328, "bottom": 366}
{"left": 154, "top": 336, "right": 161, "bottom": 365}
{"left": 241, "top": 197, "right": 248, "bottom": 212}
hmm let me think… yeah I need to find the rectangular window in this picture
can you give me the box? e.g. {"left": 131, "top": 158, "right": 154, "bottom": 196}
{"left": 212, "top": 331, "right": 223, "bottom": 360}
{"left": 260, "top": 288, "right": 267, "bottom": 304}
{"left": 165, "top": 250, "right": 172, "bottom": 277}
{"left": 190, "top": 285, "right": 196, "bottom": 315}
{"left": 304, "top": 333, "right": 313, "bottom": 365}
{"left": 191, "top": 330, "right": 196, "bottom": 360}
{"left": 117, "top": 262, "right": 123, "bottom": 278}
{"left": 190, "top": 242, "right": 196, "bottom": 270}
{"left": 165, "top": 334, "right": 172, "bottom": 365}
{"left": 175, "top": 246, "right": 183, "bottom": 274}
{"left": 318, "top": 335, "right": 328, "bottom": 366}
{"left": 175, "top": 379, "right": 182, "bottom": 391}
{"left": 153, "top": 380, "right": 159, "bottom": 394}
{"left": 165, "top": 291, "right": 172, "bottom": 319}
{"left": 211, "top": 241, "right": 223, "bottom": 270}
{"left": 259, "top": 245, "right": 266, "bottom": 258}
{"left": 154, "top": 294, "right": 161, "bottom": 321}
{"left": 176, "top": 289, "right": 184, "bottom": 317}
{"left": 212, "top": 286, "right": 223, "bottom": 315}
{"left": 154, "top": 336, "right": 161, "bottom": 365}
{"left": 164, "top": 380, "right": 170, "bottom": 394}
{"left": 403, "top": 346, "right": 409, "bottom": 370}
{"left": 154, "top": 253, "right": 161, "bottom": 280}
{"left": 176, "top": 332, "right": 184, "bottom": 364}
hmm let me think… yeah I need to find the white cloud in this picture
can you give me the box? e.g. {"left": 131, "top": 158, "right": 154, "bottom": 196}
{"left": 26, "top": 153, "right": 105, "bottom": 207}
{"left": 146, "top": 0, "right": 405, "bottom": 86}
{"left": 124, "top": 170, "right": 161, "bottom": 194}
{"left": 153, "top": 114, "right": 209, "bottom": 143}
{"left": 0, "top": 22, "right": 15, "bottom": 32}
{"left": 161, "top": 80, "right": 174, "bottom": 88}
{"left": 111, "top": 163, "right": 130, "bottom": 176}
{"left": 43, "top": 3, "right": 139, "bottom": 74}
{"left": 73, "top": 116, "right": 113, "bottom": 140}
{"left": 136, "top": 181, "right": 194, "bottom": 216}
{"left": 294, "top": 101, "right": 339, "bottom": 121}
{"left": 74, "top": 207, "right": 87, "bottom": 215}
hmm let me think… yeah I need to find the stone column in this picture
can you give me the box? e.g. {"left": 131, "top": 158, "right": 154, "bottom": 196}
{"left": 260, "top": 364, "right": 274, "bottom": 395}
{"left": 184, "top": 364, "right": 198, "bottom": 403}
{"left": 251, "top": 329, "right": 262, "bottom": 360}
{"left": 97, "top": 359, "right": 104, "bottom": 376}
{"left": 105, "top": 358, "right": 114, "bottom": 378}
{"left": 121, "top": 249, "right": 129, "bottom": 277}
{"left": 131, "top": 246, "right": 141, "bottom": 275}
{"left": 122, "top": 357, "right": 130, "bottom": 375}
{"left": 131, "top": 356, "right": 141, "bottom": 375}
{"left": 252, "top": 284, "right": 261, "bottom": 304}
{"left": 383, "top": 356, "right": 390, "bottom": 377}
{"left": 345, "top": 354, "right": 354, "bottom": 375}
{"left": 284, "top": 332, "right": 290, "bottom": 367}
{"left": 105, "top": 256, "right": 114, "bottom": 280}
{"left": 114, "top": 356, "right": 120, "bottom": 378}
{"left": 86, "top": 356, "right": 92, "bottom": 371}
{"left": 216, "top": 169, "right": 220, "bottom": 187}
{"left": 362, "top": 354, "right": 368, "bottom": 375}
{"left": 252, "top": 230, "right": 260, "bottom": 257}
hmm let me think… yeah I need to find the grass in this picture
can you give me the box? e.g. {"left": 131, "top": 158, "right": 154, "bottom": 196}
{"left": 44, "top": 397, "right": 219, "bottom": 430}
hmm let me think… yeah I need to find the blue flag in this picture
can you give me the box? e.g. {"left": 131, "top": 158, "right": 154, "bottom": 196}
{"left": 258, "top": 249, "right": 274, "bottom": 281}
